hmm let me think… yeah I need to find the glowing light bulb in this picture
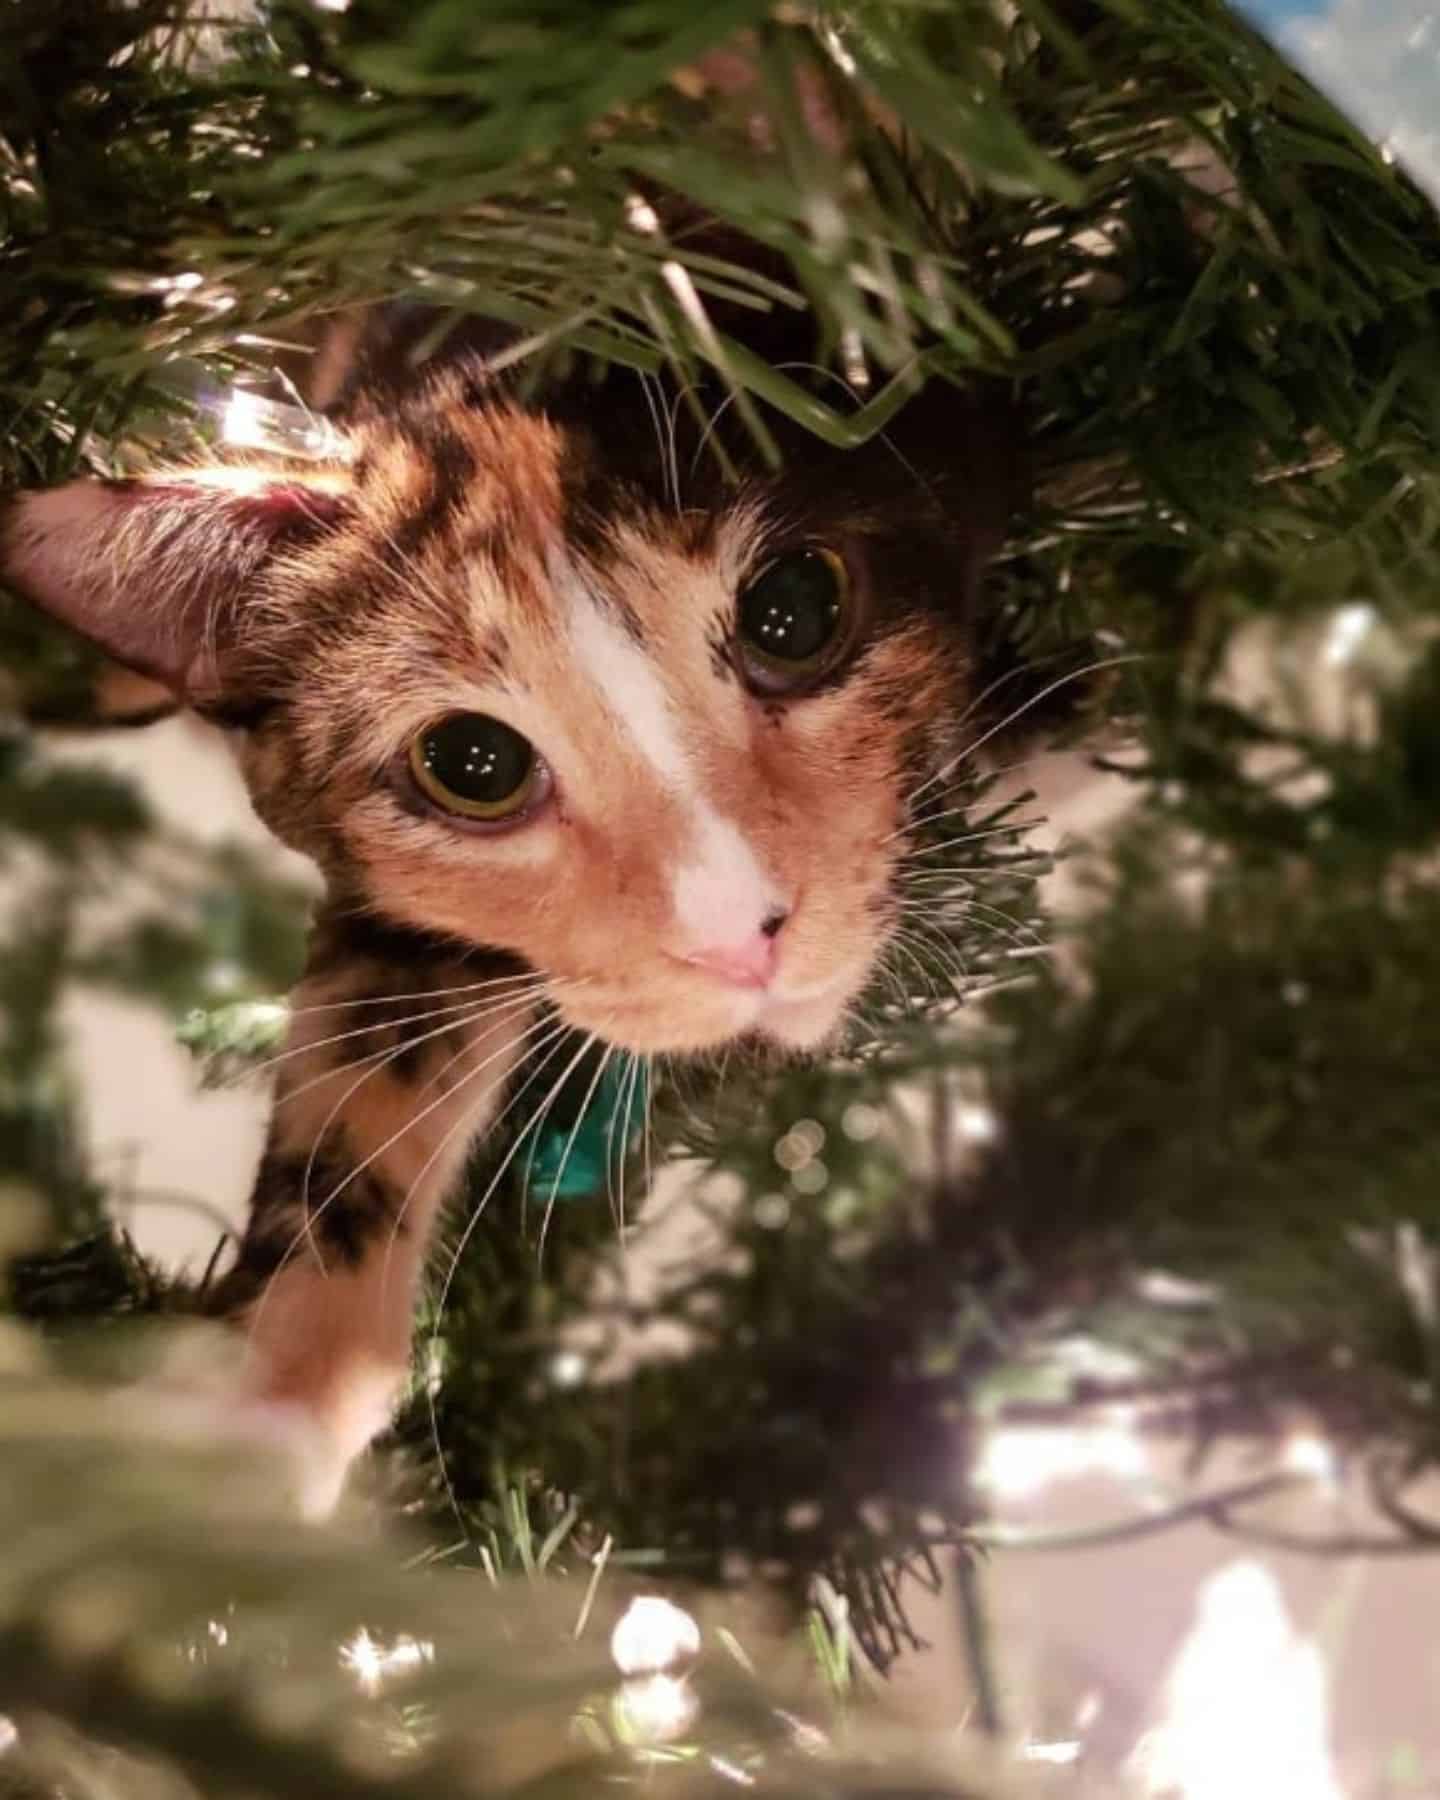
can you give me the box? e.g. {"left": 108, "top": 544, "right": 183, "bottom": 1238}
{"left": 1323, "top": 601, "right": 1376, "bottom": 667}
{"left": 977, "top": 1421, "right": 1148, "bottom": 1499}
{"left": 617, "top": 1674, "right": 698, "bottom": 1743}
{"left": 339, "top": 1628, "right": 433, "bottom": 1694}
{"left": 221, "top": 388, "right": 265, "bottom": 447}
{"left": 214, "top": 386, "right": 350, "bottom": 462}
{"left": 1283, "top": 1432, "right": 1336, "bottom": 1483}
{"left": 610, "top": 1595, "right": 700, "bottom": 1675}
{"left": 1130, "top": 1561, "right": 1344, "bottom": 1800}
{"left": 1021, "top": 1740, "right": 1081, "bottom": 1765}
{"left": 624, "top": 194, "right": 662, "bottom": 236}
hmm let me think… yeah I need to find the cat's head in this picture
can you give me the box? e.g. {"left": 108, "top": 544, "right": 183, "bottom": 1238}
{"left": 2, "top": 362, "right": 1022, "bottom": 1054}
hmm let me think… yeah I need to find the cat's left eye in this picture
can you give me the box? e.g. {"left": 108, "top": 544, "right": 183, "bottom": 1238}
{"left": 408, "top": 713, "right": 547, "bottom": 823}
{"left": 735, "top": 546, "right": 856, "bottom": 695}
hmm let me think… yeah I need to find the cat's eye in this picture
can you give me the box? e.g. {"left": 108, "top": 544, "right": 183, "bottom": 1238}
{"left": 408, "top": 713, "right": 545, "bottom": 822}
{"left": 735, "top": 547, "right": 855, "bottom": 694}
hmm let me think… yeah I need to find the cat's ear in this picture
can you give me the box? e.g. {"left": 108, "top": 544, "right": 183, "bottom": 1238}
{"left": 1, "top": 468, "right": 350, "bottom": 703}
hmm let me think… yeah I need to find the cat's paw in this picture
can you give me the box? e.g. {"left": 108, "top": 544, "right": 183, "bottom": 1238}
{"left": 133, "top": 1327, "right": 359, "bottom": 1519}
{"left": 212, "top": 1394, "right": 355, "bottom": 1520}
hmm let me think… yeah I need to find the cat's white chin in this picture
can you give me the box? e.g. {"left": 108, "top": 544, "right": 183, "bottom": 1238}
{"left": 559, "top": 967, "right": 858, "bottom": 1055}
{"left": 755, "top": 979, "right": 853, "bottom": 1049}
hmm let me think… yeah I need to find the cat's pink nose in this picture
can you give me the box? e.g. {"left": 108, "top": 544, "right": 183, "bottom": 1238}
{"left": 678, "top": 911, "right": 787, "bottom": 990}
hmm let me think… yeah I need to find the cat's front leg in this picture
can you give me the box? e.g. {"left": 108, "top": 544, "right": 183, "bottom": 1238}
{"left": 210, "top": 912, "right": 542, "bottom": 1513}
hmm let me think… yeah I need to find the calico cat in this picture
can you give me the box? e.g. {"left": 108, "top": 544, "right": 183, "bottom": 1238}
{"left": 0, "top": 327, "right": 1023, "bottom": 1511}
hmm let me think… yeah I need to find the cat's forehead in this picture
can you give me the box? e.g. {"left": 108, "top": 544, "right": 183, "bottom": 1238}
{"left": 293, "top": 385, "right": 789, "bottom": 789}
{"left": 344, "top": 386, "right": 771, "bottom": 660}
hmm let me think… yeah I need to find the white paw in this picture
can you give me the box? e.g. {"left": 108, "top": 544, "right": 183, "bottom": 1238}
{"left": 116, "top": 1327, "right": 354, "bottom": 1519}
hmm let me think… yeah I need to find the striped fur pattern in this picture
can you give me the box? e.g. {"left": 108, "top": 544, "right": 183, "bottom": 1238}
{"left": 2, "top": 353, "right": 1022, "bottom": 1510}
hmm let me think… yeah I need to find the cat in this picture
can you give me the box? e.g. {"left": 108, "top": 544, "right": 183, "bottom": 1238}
{"left": 1, "top": 320, "right": 1024, "bottom": 1511}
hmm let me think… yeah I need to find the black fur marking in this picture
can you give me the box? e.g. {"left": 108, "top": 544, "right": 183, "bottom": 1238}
{"left": 473, "top": 623, "right": 511, "bottom": 682}
{"left": 557, "top": 451, "right": 628, "bottom": 565}
{"left": 707, "top": 628, "right": 738, "bottom": 684}
{"left": 203, "top": 1137, "right": 397, "bottom": 1312}
{"left": 193, "top": 695, "right": 282, "bottom": 732}
{"left": 311, "top": 908, "right": 520, "bottom": 976}
{"left": 241, "top": 1138, "right": 401, "bottom": 1272}
{"left": 390, "top": 421, "right": 477, "bottom": 557}
{"left": 606, "top": 592, "right": 646, "bottom": 647}
{"left": 338, "top": 991, "right": 470, "bottom": 1084}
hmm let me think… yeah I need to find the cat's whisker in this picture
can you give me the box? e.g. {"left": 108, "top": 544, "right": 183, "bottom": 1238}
{"left": 293, "top": 986, "right": 547, "bottom": 1270}
{"left": 895, "top": 909, "right": 1003, "bottom": 977}
{"left": 378, "top": 1014, "right": 574, "bottom": 1304}
{"left": 245, "top": 1003, "right": 562, "bottom": 1335}
{"left": 270, "top": 986, "right": 546, "bottom": 1137}
{"left": 425, "top": 1027, "right": 606, "bottom": 1528}
{"left": 607, "top": 1047, "right": 640, "bottom": 1244}
{"left": 902, "top": 859, "right": 1042, "bottom": 878}
{"left": 217, "top": 975, "right": 553, "bottom": 1091}
{"left": 266, "top": 981, "right": 561, "bottom": 1116}
{"left": 412, "top": 1018, "right": 580, "bottom": 1291}
{"left": 641, "top": 1054, "right": 659, "bottom": 1210}
{"left": 870, "top": 951, "right": 913, "bottom": 1018}
{"left": 605, "top": 1052, "right": 633, "bottom": 1241}
{"left": 899, "top": 650, "right": 1079, "bottom": 812}
{"left": 945, "top": 896, "right": 1046, "bottom": 947}
{"left": 897, "top": 889, "right": 1045, "bottom": 949}
{"left": 616, "top": 1050, "right": 648, "bottom": 1243}
{"left": 294, "top": 993, "right": 557, "bottom": 1270}
{"left": 281, "top": 968, "right": 542, "bottom": 1020}
{"left": 639, "top": 372, "right": 682, "bottom": 516}
{"left": 886, "top": 926, "right": 964, "bottom": 1005}
{"left": 537, "top": 1041, "right": 618, "bottom": 1270}
{"left": 892, "top": 910, "right": 968, "bottom": 962}
{"left": 886, "top": 786, "right": 1054, "bottom": 842}
{"left": 898, "top": 819, "right": 1049, "bottom": 864}
{"left": 901, "top": 653, "right": 1141, "bottom": 817}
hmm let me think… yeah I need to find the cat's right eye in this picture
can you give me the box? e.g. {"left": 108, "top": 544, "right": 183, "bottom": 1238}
{"left": 408, "top": 713, "right": 546, "bottom": 823}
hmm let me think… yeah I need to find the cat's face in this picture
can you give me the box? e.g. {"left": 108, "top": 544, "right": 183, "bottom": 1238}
{"left": 4, "top": 368, "right": 1017, "bottom": 1055}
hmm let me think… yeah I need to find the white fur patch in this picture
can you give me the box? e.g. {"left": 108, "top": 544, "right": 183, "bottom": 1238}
{"left": 672, "top": 805, "right": 784, "bottom": 948}
{"left": 564, "top": 576, "right": 693, "bottom": 793}
{"left": 556, "top": 549, "right": 784, "bottom": 945}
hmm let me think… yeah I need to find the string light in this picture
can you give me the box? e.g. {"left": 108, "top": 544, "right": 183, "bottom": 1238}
{"left": 623, "top": 194, "right": 663, "bottom": 236}
{"left": 1129, "top": 1561, "right": 1344, "bottom": 1800}
{"left": 339, "top": 1628, "right": 433, "bottom": 1695}
{"left": 217, "top": 386, "right": 349, "bottom": 462}
{"left": 548, "top": 1347, "right": 588, "bottom": 1388}
{"left": 610, "top": 1595, "right": 700, "bottom": 1675}
{"left": 616, "top": 1673, "right": 698, "bottom": 1743}
{"left": 611, "top": 1597, "right": 702, "bottom": 1747}
{"left": 1282, "top": 1432, "right": 1337, "bottom": 1484}
{"left": 1323, "top": 601, "right": 1376, "bottom": 667}
{"left": 1020, "top": 1739, "right": 1081, "bottom": 1765}
{"left": 957, "top": 1103, "right": 999, "bottom": 1143}
{"left": 841, "top": 1102, "right": 881, "bottom": 1141}
{"left": 976, "top": 1421, "right": 1148, "bottom": 1499}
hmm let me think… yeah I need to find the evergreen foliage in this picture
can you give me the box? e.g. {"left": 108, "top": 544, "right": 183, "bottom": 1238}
{"left": 7, "top": 0, "right": 1440, "bottom": 1788}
